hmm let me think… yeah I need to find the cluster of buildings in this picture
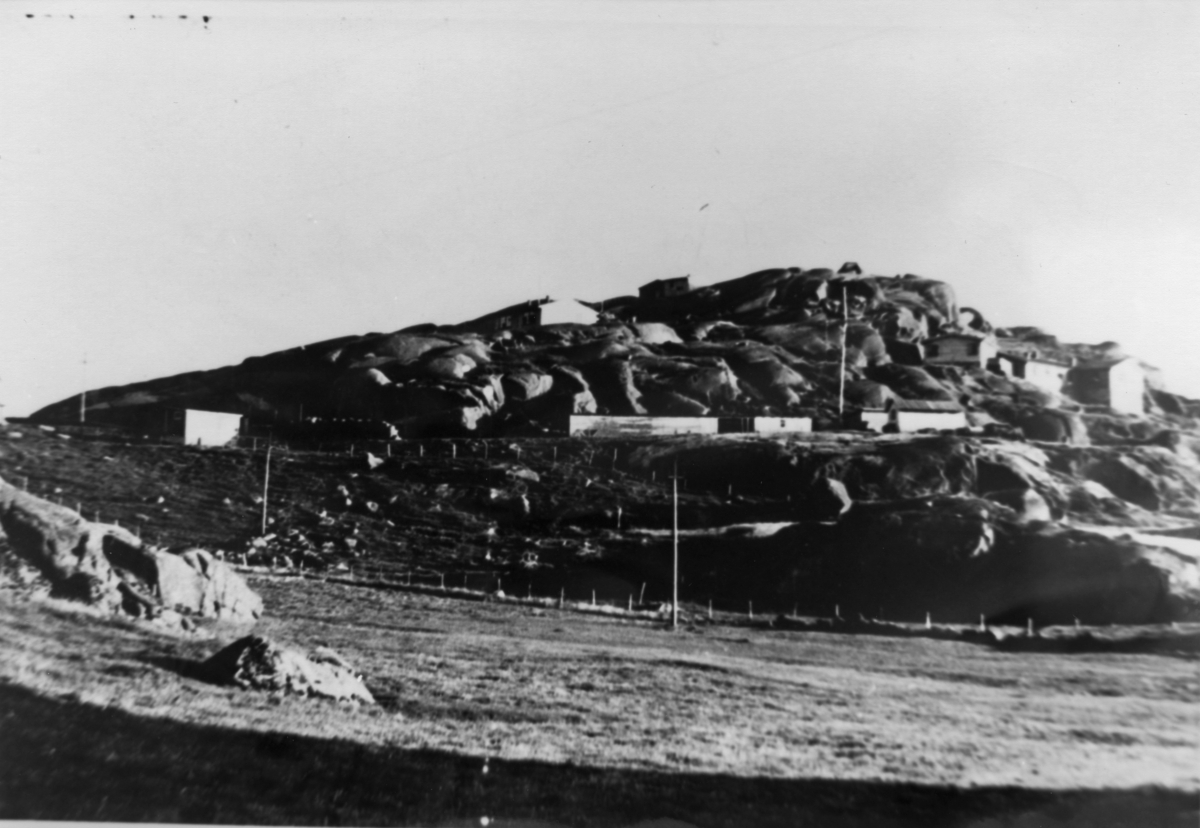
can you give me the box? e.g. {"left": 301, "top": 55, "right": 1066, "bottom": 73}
{"left": 914, "top": 331, "right": 1144, "bottom": 415}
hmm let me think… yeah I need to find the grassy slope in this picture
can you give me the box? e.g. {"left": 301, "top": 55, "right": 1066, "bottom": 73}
{"left": 1, "top": 575, "right": 1197, "bottom": 826}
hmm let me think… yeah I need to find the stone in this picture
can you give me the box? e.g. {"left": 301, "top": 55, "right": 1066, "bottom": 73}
{"left": 203, "top": 636, "right": 375, "bottom": 703}
{"left": 802, "top": 477, "right": 853, "bottom": 521}
{"left": 0, "top": 477, "right": 261, "bottom": 623}
{"left": 154, "top": 548, "right": 264, "bottom": 622}
{"left": 632, "top": 322, "right": 683, "bottom": 345}
{"left": 984, "top": 488, "right": 1053, "bottom": 524}
{"left": 502, "top": 371, "right": 555, "bottom": 402}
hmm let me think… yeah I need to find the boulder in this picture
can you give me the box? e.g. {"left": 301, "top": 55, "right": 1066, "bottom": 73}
{"left": 801, "top": 477, "right": 853, "bottom": 521}
{"left": 879, "top": 305, "right": 929, "bottom": 342}
{"left": 350, "top": 333, "right": 459, "bottom": 364}
{"left": 581, "top": 360, "right": 646, "bottom": 415}
{"left": 984, "top": 488, "right": 1053, "bottom": 524}
{"left": 866, "top": 364, "right": 956, "bottom": 401}
{"left": 203, "top": 636, "right": 374, "bottom": 704}
{"left": 0, "top": 478, "right": 261, "bottom": 623}
{"left": 633, "top": 322, "right": 683, "bottom": 345}
{"left": 641, "top": 391, "right": 710, "bottom": 417}
{"left": 1079, "top": 455, "right": 1163, "bottom": 511}
{"left": 1019, "top": 409, "right": 1089, "bottom": 445}
{"left": 153, "top": 548, "right": 263, "bottom": 622}
{"left": 421, "top": 353, "right": 475, "bottom": 380}
{"left": 843, "top": 380, "right": 895, "bottom": 410}
{"left": 502, "top": 371, "right": 555, "bottom": 402}
{"left": 665, "top": 362, "right": 741, "bottom": 408}
{"left": 723, "top": 347, "right": 809, "bottom": 406}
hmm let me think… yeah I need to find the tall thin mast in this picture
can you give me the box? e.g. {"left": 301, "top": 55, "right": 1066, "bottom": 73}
{"left": 838, "top": 286, "right": 848, "bottom": 420}
{"left": 261, "top": 444, "right": 272, "bottom": 536}
{"left": 672, "top": 458, "right": 679, "bottom": 631}
{"left": 80, "top": 353, "right": 87, "bottom": 423}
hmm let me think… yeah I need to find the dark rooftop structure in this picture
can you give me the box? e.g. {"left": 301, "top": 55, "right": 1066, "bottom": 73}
{"left": 638, "top": 275, "right": 691, "bottom": 300}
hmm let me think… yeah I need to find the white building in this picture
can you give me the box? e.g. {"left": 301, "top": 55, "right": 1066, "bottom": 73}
{"left": 184, "top": 409, "right": 243, "bottom": 447}
{"left": 992, "top": 352, "right": 1072, "bottom": 395}
{"left": 925, "top": 333, "right": 998, "bottom": 369}
{"left": 889, "top": 399, "right": 967, "bottom": 432}
{"left": 1066, "top": 358, "right": 1145, "bottom": 415}
{"left": 858, "top": 409, "right": 891, "bottom": 433}
{"left": 539, "top": 299, "right": 600, "bottom": 327}
{"left": 751, "top": 417, "right": 813, "bottom": 434}
{"left": 569, "top": 415, "right": 719, "bottom": 437}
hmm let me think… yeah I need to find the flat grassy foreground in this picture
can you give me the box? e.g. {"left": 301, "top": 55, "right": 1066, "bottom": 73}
{"left": 0, "top": 575, "right": 1197, "bottom": 826}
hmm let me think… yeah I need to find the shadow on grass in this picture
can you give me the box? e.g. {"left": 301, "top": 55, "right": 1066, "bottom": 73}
{"left": 139, "top": 654, "right": 225, "bottom": 685}
{"left": 0, "top": 683, "right": 1192, "bottom": 828}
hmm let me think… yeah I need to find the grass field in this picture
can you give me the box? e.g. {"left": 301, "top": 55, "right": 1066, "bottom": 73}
{"left": 1, "top": 574, "right": 1197, "bottom": 826}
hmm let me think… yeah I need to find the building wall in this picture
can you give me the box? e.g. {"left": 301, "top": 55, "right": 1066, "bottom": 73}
{"left": 1022, "top": 361, "right": 1069, "bottom": 394}
{"left": 892, "top": 410, "right": 967, "bottom": 432}
{"left": 928, "top": 337, "right": 997, "bottom": 367}
{"left": 540, "top": 300, "right": 599, "bottom": 326}
{"left": 861, "top": 410, "right": 890, "bottom": 432}
{"left": 1108, "top": 359, "right": 1145, "bottom": 414}
{"left": 569, "top": 416, "right": 718, "bottom": 437}
{"left": 640, "top": 278, "right": 690, "bottom": 299}
{"left": 751, "top": 417, "right": 812, "bottom": 434}
{"left": 489, "top": 307, "right": 541, "bottom": 332}
{"left": 184, "top": 410, "right": 243, "bottom": 446}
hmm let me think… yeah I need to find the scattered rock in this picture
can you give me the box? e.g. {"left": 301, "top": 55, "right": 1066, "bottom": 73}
{"left": 202, "top": 636, "right": 374, "bottom": 703}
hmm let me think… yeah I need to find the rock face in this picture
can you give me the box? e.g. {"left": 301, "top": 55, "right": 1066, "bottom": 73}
{"left": 0, "top": 477, "right": 262, "bottom": 623}
{"left": 203, "top": 635, "right": 375, "bottom": 704}
{"left": 624, "top": 434, "right": 1200, "bottom": 623}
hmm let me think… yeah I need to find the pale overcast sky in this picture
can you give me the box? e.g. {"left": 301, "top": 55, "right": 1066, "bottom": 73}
{"left": 2, "top": 0, "right": 1198, "bottom": 415}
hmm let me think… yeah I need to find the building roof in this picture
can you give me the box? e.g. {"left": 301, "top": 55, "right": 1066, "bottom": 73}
{"left": 997, "top": 351, "right": 1072, "bottom": 367}
{"left": 1070, "top": 357, "right": 1138, "bottom": 373}
{"left": 889, "top": 399, "right": 965, "bottom": 413}
{"left": 639, "top": 275, "right": 690, "bottom": 289}
{"left": 928, "top": 331, "right": 994, "bottom": 342}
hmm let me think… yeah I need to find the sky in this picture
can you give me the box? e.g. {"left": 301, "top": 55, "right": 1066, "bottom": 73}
{"left": 2, "top": 0, "right": 1198, "bottom": 416}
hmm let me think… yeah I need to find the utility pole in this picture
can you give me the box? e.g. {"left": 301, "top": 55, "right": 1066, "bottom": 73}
{"left": 80, "top": 353, "right": 87, "bottom": 423}
{"left": 838, "top": 286, "right": 848, "bottom": 421}
{"left": 671, "top": 458, "right": 680, "bottom": 630}
{"left": 261, "top": 444, "right": 272, "bottom": 536}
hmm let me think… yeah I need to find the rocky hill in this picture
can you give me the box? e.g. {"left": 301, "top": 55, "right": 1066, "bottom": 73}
{"left": 30, "top": 264, "right": 1199, "bottom": 440}
{"left": 17, "top": 264, "right": 1200, "bottom": 626}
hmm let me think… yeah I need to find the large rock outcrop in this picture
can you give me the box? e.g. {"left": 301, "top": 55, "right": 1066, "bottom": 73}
{"left": 0, "top": 477, "right": 262, "bottom": 623}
